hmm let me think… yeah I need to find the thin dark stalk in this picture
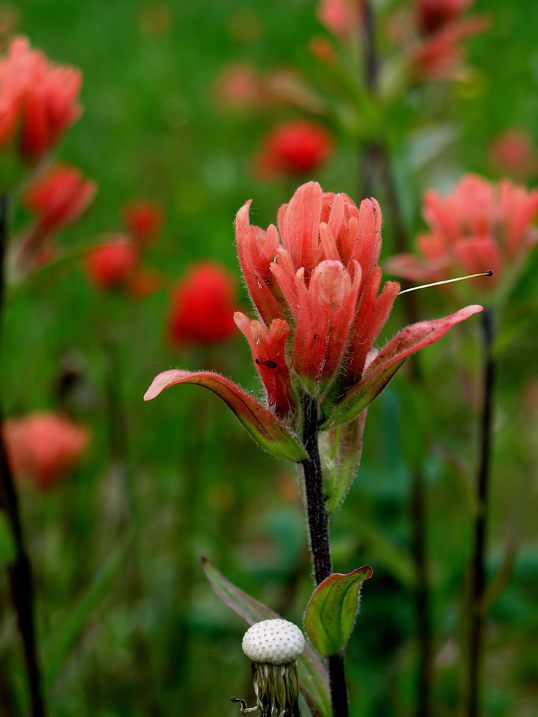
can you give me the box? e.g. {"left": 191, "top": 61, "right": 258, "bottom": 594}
{"left": 360, "top": 0, "right": 382, "bottom": 199}
{"left": 467, "top": 308, "right": 495, "bottom": 717}
{"left": 410, "top": 465, "right": 432, "bottom": 717}
{"left": 0, "top": 194, "right": 45, "bottom": 716}
{"left": 360, "top": 7, "right": 434, "bottom": 704}
{"left": 300, "top": 396, "right": 348, "bottom": 717}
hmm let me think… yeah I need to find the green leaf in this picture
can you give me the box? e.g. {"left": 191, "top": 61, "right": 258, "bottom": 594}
{"left": 319, "top": 411, "right": 367, "bottom": 515}
{"left": 145, "top": 370, "right": 308, "bottom": 462}
{"left": 0, "top": 512, "right": 15, "bottom": 567}
{"left": 304, "top": 567, "right": 373, "bottom": 658}
{"left": 43, "top": 537, "right": 130, "bottom": 689}
{"left": 202, "top": 557, "right": 331, "bottom": 717}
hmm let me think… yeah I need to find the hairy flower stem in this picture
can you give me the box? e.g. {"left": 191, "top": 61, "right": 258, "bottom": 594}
{"left": 0, "top": 194, "right": 45, "bottom": 717}
{"left": 467, "top": 307, "right": 495, "bottom": 717}
{"left": 300, "top": 395, "right": 348, "bottom": 717}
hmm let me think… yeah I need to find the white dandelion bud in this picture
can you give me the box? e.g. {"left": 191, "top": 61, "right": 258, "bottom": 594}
{"left": 232, "top": 619, "right": 305, "bottom": 716}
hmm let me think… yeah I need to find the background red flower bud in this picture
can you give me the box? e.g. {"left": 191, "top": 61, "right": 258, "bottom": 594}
{"left": 168, "top": 262, "right": 238, "bottom": 345}
{"left": 85, "top": 237, "right": 138, "bottom": 290}
{"left": 3, "top": 412, "right": 89, "bottom": 491}
{"left": 254, "top": 121, "right": 333, "bottom": 178}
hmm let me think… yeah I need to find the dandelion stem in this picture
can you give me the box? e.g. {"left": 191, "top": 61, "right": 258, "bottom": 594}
{"left": 0, "top": 193, "right": 45, "bottom": 717}
{"left": 467, "top": 307, "right": 495, "bottom": 717}
{"left": 300, "top": 395, "right": 348, "bottom": 717}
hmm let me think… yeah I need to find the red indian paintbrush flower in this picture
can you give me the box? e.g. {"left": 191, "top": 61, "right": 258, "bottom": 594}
{"left": 145, "top": 182, "right": 482, "bottom": 462}
{"left": 3, "top": 412, "right": 89, "bottom": 491}
{"left": 490, "top": 129, "right": 537, "bottom": 181}
{"left": 85, "top": 237, "right": 138, "bottom": 290}
{"left": 255, "top": 122, "right": 333, "bottom": 178}
{"left": 11, "top": 162, "right": 96, "bottom": 276}
{"left": 0, "top": 36, "right": 82, "bottom": 166}
{"left": 168, "top": 262, "right": 238, "bottom": 346}
{"left": 121, "top": 200, "right": 163, "bottom": 247}
{"left": 416, "top": 0, "right": 473, "bottom": 36}
{"left": 386, "top": 174, "right": 538, "bottom": 299}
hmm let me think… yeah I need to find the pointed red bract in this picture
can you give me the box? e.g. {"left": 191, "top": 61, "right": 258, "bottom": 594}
{"left": 144, "top": 370, "right": 307, "bottom": 462}
{"left": 321, "top": 304, "right": 483, "bottom": 428}
{"left": 234, "top": 313, "right": 295, "bottom": 421}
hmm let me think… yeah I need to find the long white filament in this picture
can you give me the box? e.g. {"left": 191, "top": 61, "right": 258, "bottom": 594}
{"left": 398, "top": 270, "right": 494, "bottom": 295}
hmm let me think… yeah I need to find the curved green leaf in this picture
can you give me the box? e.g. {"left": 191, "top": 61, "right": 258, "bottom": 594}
{"left": 304, "top": 566, "right": 373, "bottom": 658}
{"left": 202, "top": 557, "right": 331, "bottom": 717}
{"left": 319, "top": 410, "right": 367, "bottom": 515}
{"left": 145, "top": 370, "right": 307, "bottom": 462}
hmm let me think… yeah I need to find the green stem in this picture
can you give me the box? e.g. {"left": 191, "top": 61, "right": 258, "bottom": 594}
{"left": 467, "top": 307, "right": 495, "bottom": 717}
{"left": 0, "top": 194, "right": 45, "bottom": 717}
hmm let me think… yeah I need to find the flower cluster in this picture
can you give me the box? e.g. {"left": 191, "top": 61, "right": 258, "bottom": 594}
{"left": 146, "top": 183, "right": 481, "bottom": 463}
{"left": 386, "top": 174, "right": 538, "bottom": 300}
{"left": 0, "top": 36, "right": 82, "bottom": 169}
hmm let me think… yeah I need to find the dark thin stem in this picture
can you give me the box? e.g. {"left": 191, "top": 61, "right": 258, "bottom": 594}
{"left": 359, "top": 5, "right": 434, "bottom": 699}
{"left": 358, "top": 2, "right": 435, "bottom": 697}
{"left": 467, "top": 308, "right": 495, "bottom": 717}
{"left": 410, "top": 466, "right": 432, "bottom": 717}
{"left": 300, "top": 396, "right": 348, "bottom": 717}
{"left": 301, "top": 395, "right": 331, "bottom": 585}
{"left": 0, "top": 194, "right": 45, "bottom": 717}
{"left": 360, "top": 0, "right": 382, "bottom": 199}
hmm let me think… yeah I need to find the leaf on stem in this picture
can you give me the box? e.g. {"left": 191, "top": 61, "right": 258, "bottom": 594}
{"left": 304, "top": 566, "right": 373, "bottom": 657}
{"left": 144, "top": 369, "right": 308, "bottom": 462}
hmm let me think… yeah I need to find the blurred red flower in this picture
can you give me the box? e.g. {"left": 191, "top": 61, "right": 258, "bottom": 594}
{"left": 386, "top": 174, "right": 538, "bottom": 297}
{"left": 214, "top": 63, "right": 266, "bottom": 113}
{"left": 85, "top": 237, "right": 138, "bottom": 290}
{"left": 3, "top": 412, "right": 89, "bottom": 490}
{"left": 11, "top": 163, "right": 96, "bottom": 276}
{"left": 168, "top": 262, "right": 238, "bottom": 345}
{"left": 410, "top": 17, "right": 487, "bottom": 81}
{"left": 23, "top": 163, "right": 96, "bottom": 235}
{"left": 490, "top": 129, "right": 537, "bottom": 181}
{"left": 317, "top": 0, "right": 359, "bottom": 41}
{"left": 0, "top": 36, "right": 82, "bottom": 165}
{"left": 128, "top": 269, "right": 162, "bottom": 298}
{"left": 255, "top": 121, "right": 333, "bottom": 178}
{"left": 416, "top": 0, "right": 473, "bottom": 35}
{"left": 121, "top": 200, "right": 163, "bottom": 247}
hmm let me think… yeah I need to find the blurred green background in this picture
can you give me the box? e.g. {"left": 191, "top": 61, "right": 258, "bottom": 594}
{"left": 1, "top": 0, "right": 538, "bottom": 715}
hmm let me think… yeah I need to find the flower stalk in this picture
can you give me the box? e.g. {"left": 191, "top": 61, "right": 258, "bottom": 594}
{"left": 467, "top": 307, "right": 495, "bottom": 717}
{"left": 299, "top": 394, "right": 349, "bottom": 717}
{"left": 0, "top": 194, "right": 45, "bottom": 717}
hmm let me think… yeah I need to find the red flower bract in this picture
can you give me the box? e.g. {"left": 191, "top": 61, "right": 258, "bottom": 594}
{"left": 255, "top": 121, "right": 333, "bottom": 178}
{"left": 3, "top": 412, "right": 89, "bottom": 491}
{"left": 0, "top": 36, "right": 82, "bottom": 164}
{"left": 168, "top": 262, "right": 238, "bottom": 345}
{"left": 85, "top": 237, "right": 138, "bottom": 290}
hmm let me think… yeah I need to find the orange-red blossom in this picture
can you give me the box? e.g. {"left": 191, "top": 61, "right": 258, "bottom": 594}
{"left": 145, "top": 182, "right": 481, "bottom": 462}
{"left": 0, "top": 36, "right": 82, "bottom": 166}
